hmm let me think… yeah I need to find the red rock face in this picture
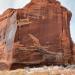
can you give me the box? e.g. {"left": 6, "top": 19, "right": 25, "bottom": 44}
{"left": 0, "top": 0, "right": 74, "bottom": 69}
{"left": 14, "top": 0, "right": 73, "bottom": 65}
{"left": 73, "top": 44, "right": 75, "bottom": 63}
{"left": 0, "top": 9, "right": 17, "bottom": 70}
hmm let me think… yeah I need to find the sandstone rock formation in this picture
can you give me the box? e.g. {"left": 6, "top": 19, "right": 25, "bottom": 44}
{"left": 73, "top": 44, "right": 75, "bottom": 63}
{"left": 0, "top": 9, "right": 17, "bottom": 70}
{"left": 0, "top": 0, "right": 74, "bottom": 70}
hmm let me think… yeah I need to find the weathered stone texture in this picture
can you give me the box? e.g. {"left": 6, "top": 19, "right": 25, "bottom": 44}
{"left": 0, "top": 0, "right": 74, "bottom": 70}
{"left": 14, "top": 0, "right": 73, "bottom": 65}
{"left": 0, "top": 9, "right": 17, "bottom": 70}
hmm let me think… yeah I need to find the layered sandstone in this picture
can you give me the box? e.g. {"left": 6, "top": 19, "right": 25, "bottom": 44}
{"left": 14, "top": 0, "right": 73, "bottom": 65}
{"left": 0, "top": 0, "right": 74, "bottom": 70}
{"left": 73, "top": 44, "right": 75, "bottom": 63}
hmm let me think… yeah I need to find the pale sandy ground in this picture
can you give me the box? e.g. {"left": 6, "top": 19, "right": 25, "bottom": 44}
{"left": 0, "top": 66, "right": 75, "bottom": 75}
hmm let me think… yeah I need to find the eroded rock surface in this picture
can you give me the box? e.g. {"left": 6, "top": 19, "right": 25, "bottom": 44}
{"left": 0, "top": 0, "right": 74, "bottom": 70}
{"left": 0, "top": 9, "right": 17, "bottom": 70}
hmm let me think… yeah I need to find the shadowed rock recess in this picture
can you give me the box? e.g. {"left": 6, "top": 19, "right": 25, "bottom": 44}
{"left": 0, "top": 0, "right": 74, "bottom": 70}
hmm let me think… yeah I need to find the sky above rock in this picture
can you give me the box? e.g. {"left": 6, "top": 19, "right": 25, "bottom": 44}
{"left": 0, "top": 0, "right": 75, "bottom": 43}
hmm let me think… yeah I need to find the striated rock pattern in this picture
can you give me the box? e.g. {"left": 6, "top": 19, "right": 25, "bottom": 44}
{"left": 73, "top": 44, "right": 75, "bottom": 63}
{"left": 0, "top": 0, "right": 74, "bottom": 70}
{"left": 0, "top": 9, "right": 17, "bottom": 70}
